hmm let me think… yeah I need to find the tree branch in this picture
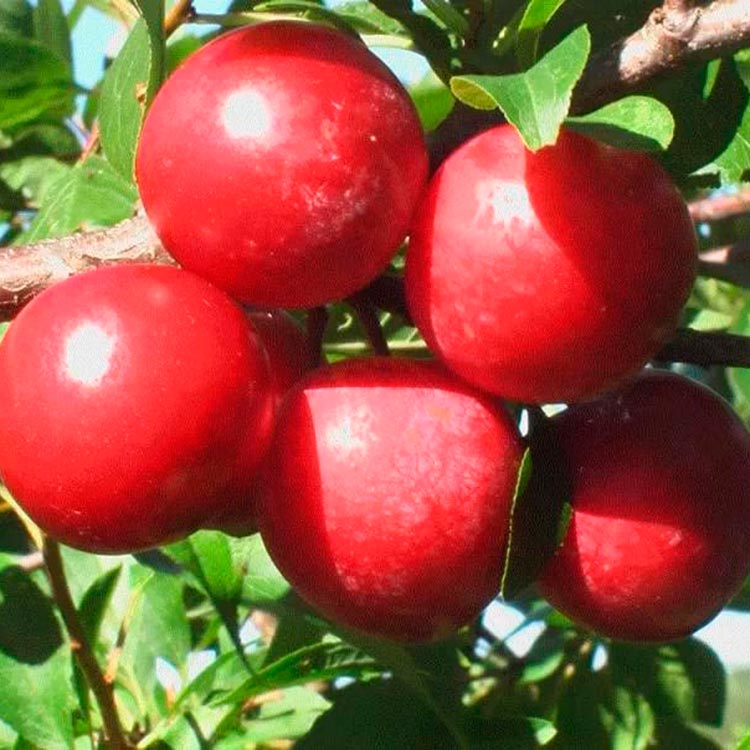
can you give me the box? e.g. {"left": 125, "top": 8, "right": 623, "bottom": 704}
{"left": 689, "top": 187, "right": 750, "bottom": 222}
{"left": 655, "top": 328, "right": 750, "bottom": 367}
{"left": 572, "top": 0, "right": 750, "bottom": 114}
{"left": 0, "top": 216, "right": 173, "bottom": 320}
{"left": 43, "top": 538, "right": 131, "bottom": 750}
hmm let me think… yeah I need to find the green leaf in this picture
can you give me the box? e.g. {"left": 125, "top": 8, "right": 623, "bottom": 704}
{"left": 33, "top": 0, "right": 71, "bottom": 66}
{"left": 130, "top": 0, "right": 165, "bottom": 93}
{"left": 0, "top": 0, "right": 32, "bottom": 37}
{"left": 697, "top": 98, "right": 750, "bottom": 183}
{"left": 658, "top": 59, "right": 749, "bottom": 180}
{"left": 215, "top": 640, "right": 380, "bottom": 706}
{"left": 236, "top": 534, "right": 291, "bottom": 604}
{"left": 99, "top": 19, "right": 152, "bottom": 182}
{"left": 341, "top": 635, "right": 468, "bottom": 747}
{"left": 0, "top": 31, "right": 74, "bottom": 131}
{"left": 555, "top": 666, "right": 610, "bottom": 747}
{"left": 1, "top": 121, "right": 80, "bottom": 158}
{"left": 501, "top": 420, "right": 573, "bottom": 600}
{"left": 566, "top": 95, "right": 675, "bottom": 151}
{"left": 656, "top": 719, "right": 724, "bottom": 749}
{"left": 451, "top": 25, "right": 590, "bottom": 150}
{"left": 610, "top": 639, "right": 726, "bottom": 727}
{"left": 118, "top": 568, "right": 191, "bottom": 717}
{"left": 409, "top": 68, "right": 454, "bottom": 133}
{"left": 516, "top": 0, "right": 568, "bottom": 68}
{"left": 19, "top": 154, "right": 137, "bottom": 241}
{"left": 500, "top": 448, "right": 532, "bottom": 597}
{"left": 738, "top": 728, "right": 750, "bottom": 750}
{"left": 167, "top": 531, "right": 242, "bottom": 606}
{"left": 77, "top": 566, "right": 122, "bottom": 646}
{"left": 420, "top": 0, "right": 469, "bottom": 36}
{"left": 0, "top": 565, "right": 74, "bottom": 750}
{"left": 295, "top": 680, "right": 454, "bottom": 749}
{"left": 469, "top": 715, "right": 557, "bottom": 748}
{"left": 0, "top": 154, "right": 71, "bottom": 206}
{"left": 598, "top": 685, "right": 655, "bottom": 750}
{"left": 335, "top": 1, "right": 406, "bottom": 34}
{"left": 242, "top": 686, "right": 331, "bottom": 744}
{"left": 368, "top": 0, "right": 453, "bottom": 80}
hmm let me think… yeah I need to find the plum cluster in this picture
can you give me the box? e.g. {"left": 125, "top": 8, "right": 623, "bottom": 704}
{"left": 1, "top": 20, "right": 749, "bottom": 645}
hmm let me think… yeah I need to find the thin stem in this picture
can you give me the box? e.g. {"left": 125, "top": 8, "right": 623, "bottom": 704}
{"left": 347, "top": 293, "right": 391, "bottom": 356}
{"left": 306, "top": 307, "right": 329, "bottom": 369}
{"left": 43, "top": 538, "right": 130, "bottom": 750}
{"left": 164, "top": 0, "right": 195, "bottom": 38}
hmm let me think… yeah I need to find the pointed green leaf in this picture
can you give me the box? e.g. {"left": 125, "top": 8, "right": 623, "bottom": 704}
{"left": 0, "top": 565, "right": 74, "bottom": 750}
{"left": 236, "top": 534, "right": 291, "bottom": 604}
{"left": 610, "top": 639, "right": 726, "bottom": 727}
{"left": 295, "top": 680, "right": 453, "bottom": 749}
{"left": 451, "top": 25, "right": 590, "bottom": 150}
{"left": 501, "top": 421, "right": 573, "bottom": 600}
{"left": 167, "top": 531, "right": 242, "bottom": 606}
{"left": 215, "top": 641, "right": 380, "bottom": 705}
{"left": 131, "top": 0, "right": 165, "bottom": 92}
{"left": 410, "top": 68, "right": 454, "bottom": 132}
{"left": 567, "top": 95, "right": 675, "bottom": 151}
{"left": 516, "top": 0, "right": 568, "bottom": 68}
{"left": 19, "top": 154, "right": 137, "bottom": 242}
{"left": 0, "top": 0, "right": 32, "bottom": 37}
{"left": 118, "top": 568, "right": 190, "bottom": 716}
{"left": 33, "top": 0, "right": 71, "bottom": 66}
{"left": 420, "top": 0, "right": 469, "bottom": 36}
{"left": 0, "top": 154, "right": 71, "bottom": 206}
{"left": 78, "top": 566, "right": 122, "bottom": 646}
{"left": 99, "top": 19, "right": 151, "bottom": 181}
{"left": 0, "top": 31, "right": 73, "bottom": 131}
{"left": 242, "top": 686, "right": 331, "bottom": 744}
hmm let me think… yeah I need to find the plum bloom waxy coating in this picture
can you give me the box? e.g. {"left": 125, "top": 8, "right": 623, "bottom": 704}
{"left": 537, "top": 370, "right": 750, "bottom": 642}
{"left": 136, "top": 21, "right": 428, "bottom": 309}
{"left": 405, "top": 125, "right": 698, "bottom": 404}
{"left": 0, "top": 265, "right": 274, "bottom": 553}
{"left": 258, "top": 357, "right": 524, "bottom": 642}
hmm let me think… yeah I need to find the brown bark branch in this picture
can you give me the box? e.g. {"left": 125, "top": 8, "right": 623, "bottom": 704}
{"left": 43, "top": 538, "right": 131, "bottom": 750}
{"left": 572, "top": 0, "right": 750, "bottom": 114}
{"left": 689, "top": 187, "right": 750, "bottom": 222}
{"left": 655, "top": 327, "right": 750, "bottom": 367}
{"left": 0, "top": 216, "right": 174, "bottom": 320}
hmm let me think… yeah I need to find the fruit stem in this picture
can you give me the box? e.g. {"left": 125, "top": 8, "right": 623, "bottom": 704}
{"left": 347, "top": 293, "right": 391, "bottom": 356}
{"left": 43, "top": 538, "right": 131, "bottom": 750}
{"left": 164, "top": 0, "right": 195, "bottom": 38}
{"left": 306, "top": 307, "right": 329, "bottom": 369}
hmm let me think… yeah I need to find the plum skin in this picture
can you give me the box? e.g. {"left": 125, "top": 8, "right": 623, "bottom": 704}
{"left": 536, "top": 370, "right": 750, "bottom": 642}
{"left": 136, "top": 20, "right": 428, "bottom": 309}
{"left": 0, "top": 265, "right": 274, "bottom": 553}
{"left": 257, "top": 357, "right": 524, "bottom": 642}
{"left": 405, "top": 125, "right": 698, "bottom": 404}
{"left": 206, "top": 309, "right": 311, "bottom": 536}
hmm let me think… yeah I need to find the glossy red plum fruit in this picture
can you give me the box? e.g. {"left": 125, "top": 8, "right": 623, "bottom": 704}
{"left": 257, "top": 357, "right": 524, "bottom": 641}
{"left": 0, "top": 265, "right": 274, "bottom": 553}
{"left": 405, "top": 125, "right": 697, "bottom": 404}
{"left": 207, "top": 309, "right": 311, "bottom": 536}
{"left": 247, "top": 310, "right": 311, "bottom": 407}
{"left": 537, "top": 370, "right": 750, "bottom": 642}
{"left": 136, "top": 21, "right": 428, "bottom": 308}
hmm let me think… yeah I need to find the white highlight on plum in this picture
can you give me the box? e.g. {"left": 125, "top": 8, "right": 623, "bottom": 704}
{"left": 221, "top": 88, "right": 272, "bottom": 139}
{"left": 474, "top": 179, "right": 533, "bottom": 225}
{"left": 64, "top": 323, "right": 116, "bottom": 386}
